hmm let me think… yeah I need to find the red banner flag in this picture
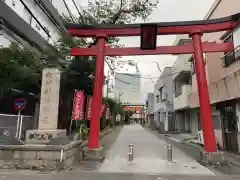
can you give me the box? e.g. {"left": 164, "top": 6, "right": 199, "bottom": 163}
{"left": 86, "top": 96, "right": 93, "bottom": 120}
{"left": 72, "top": 91, "right": 85, "bottom": 120}
{"left": 86, "top": 97, "right": 107, "bottom": 120}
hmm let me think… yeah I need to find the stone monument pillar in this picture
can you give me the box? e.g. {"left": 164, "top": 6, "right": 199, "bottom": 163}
{"left": 38, "top": 68, "right": 60, "bottom": 129}
{"left": 26, "top": 68, "right": 66, "bottom": 144}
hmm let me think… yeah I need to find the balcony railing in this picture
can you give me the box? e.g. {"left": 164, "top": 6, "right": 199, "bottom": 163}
{"left": 174, "top": 85, "right": 190, "bottom": 110}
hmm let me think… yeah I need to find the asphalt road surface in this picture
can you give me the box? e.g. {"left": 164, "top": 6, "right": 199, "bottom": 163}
{"left": 0, "top": 124, "right": 240, "bottom": 180}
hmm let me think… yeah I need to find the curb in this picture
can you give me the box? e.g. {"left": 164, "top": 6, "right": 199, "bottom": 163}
{"left": 183, "top": 140, "right": 240, "bottom": 168}
{"left": 182, "top": 140, "right": 204, "bottom": 151}
{"left": 81, "top": 126, "right": 118, "bottom": 147}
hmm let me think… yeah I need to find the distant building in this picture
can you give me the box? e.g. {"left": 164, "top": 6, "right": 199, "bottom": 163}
{"left": 114, "top": 73, "right": 141, "bottom": 104}
{"left": 153, "top": 67, "right": 174, "bottom": 133}
{"left": 146, "top": 93, "right": 154, "bottom": 128}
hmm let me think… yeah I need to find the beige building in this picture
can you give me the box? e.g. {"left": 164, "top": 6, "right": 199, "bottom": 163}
{"left": 187, "top": 0, "right": 240, "bottom": 152}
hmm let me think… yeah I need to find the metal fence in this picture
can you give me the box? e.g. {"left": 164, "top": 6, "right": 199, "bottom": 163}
{"left": 0, "top": 114, "right": 34, "bottom": 140}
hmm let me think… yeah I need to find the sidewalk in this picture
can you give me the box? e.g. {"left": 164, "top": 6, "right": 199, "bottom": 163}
{"left": 99, "top": 124, "right": 214, "bottom": 175}
{"left": 162, "top": 132, "right": 240, "bottom": 168}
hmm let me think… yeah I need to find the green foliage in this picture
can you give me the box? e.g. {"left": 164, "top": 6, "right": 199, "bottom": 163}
{"left": 0, "top": 0, "right": 159, "bottom": 127}
{"left": 0, "top": 44, "right": 47, "bottom": 98}
{"left": 77, "top": 124, "right": 89, "bottom": 137}
{"left": 103, "top": 97, "right": 124, "bottom": 115}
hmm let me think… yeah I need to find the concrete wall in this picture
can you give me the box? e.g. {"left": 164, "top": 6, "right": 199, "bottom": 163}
{"left": 174, "top": 85, "right": 191, "bottom": 110}
{"left": 0, "top": 141, "right": 83, "bottom": 171}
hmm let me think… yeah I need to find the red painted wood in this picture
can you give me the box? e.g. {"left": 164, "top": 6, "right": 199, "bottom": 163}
{"left": 68, "top": 22, "right": 236, "bottom": 37}
{"left": 70, "top": 42, "right": 233, "bottom": 56}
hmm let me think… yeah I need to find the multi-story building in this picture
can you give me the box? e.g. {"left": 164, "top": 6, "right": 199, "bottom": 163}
{"left": 114, "top": 73, "right": 141, "bottom": 104}
{"left": 146, "top": 93, "right": 154, "bottom": 128}
{"left": 187, "top": 0, "right": 240, "bottom": 152}
{"left": 172, "top": 35, "right": 192, "bottom": 133}
{"left": 153, "top": 67, "right": 174, "bottom": 133}
{"left": 0, "top": 0, "right": 81, "bottom": 51}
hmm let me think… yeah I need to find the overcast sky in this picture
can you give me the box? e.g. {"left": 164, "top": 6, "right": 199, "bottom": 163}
{"left": 62, "top": 0, "right": 216, "bottom": 103}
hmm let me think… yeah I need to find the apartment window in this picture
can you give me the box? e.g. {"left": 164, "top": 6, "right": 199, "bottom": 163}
{"left": 159, "top": 87, "right": 163, "bottom": 101}
{"left": 174, "top": 82, "right": 182, "bottom": 97}
{"left": 23, "top": 7, "right": 32, "bottom": 25}
{"left": 12, "top": 0, "right": 16, "bottom": 6}
{"left": 36, "top": 23, "right": 41, "bottom": 31}
{"left": 156, "top": 95, "right": 160, "bottom": 103}
{"left": 190, "top": 60, "right": 195, "bottom": 75}
{"left": 197, "top": 112, "right": 202, "bottom": 130}
{"left": 222, "top": 34, "right": 235, "bottom": 67}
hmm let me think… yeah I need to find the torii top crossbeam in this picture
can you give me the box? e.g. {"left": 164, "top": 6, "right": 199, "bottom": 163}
{"left": 67, "top": 13, "right": 240, "bottom": 56}
{"left": 67, "top": 13, "right": 240, "bottom": 37}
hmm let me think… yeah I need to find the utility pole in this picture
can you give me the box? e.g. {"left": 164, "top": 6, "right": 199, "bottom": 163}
{"left": 118, "top": 92, "right": 123, "bottom": 102}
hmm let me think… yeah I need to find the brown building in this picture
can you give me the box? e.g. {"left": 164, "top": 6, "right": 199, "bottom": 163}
{"left": 188, "top": 0, "right": 240, "bottom": 152}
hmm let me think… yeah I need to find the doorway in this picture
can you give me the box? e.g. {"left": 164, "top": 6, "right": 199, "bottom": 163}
{"left": 221, "top": 104, "right": 239, "bottom": 152}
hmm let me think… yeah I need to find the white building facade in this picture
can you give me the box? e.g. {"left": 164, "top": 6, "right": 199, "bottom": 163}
{"left": 0, "top": 0, "right": 81, "bottom": 50}
{"left": 153, "top": 67, "right": 174, "bottom": 133}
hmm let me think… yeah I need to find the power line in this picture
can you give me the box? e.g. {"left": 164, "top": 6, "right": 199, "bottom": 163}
{"left": 114, "top": 85, "right": 141, "bottom": 93}
{"left": 62, "top": 0, "right": 76, "bottom": 22}
{"left": 115, "top": 77, "right": 141, "bottom": 85}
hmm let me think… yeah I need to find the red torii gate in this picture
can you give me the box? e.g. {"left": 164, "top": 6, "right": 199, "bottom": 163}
{"left": 67, "top": 13, "right": 240, "bottom": 153}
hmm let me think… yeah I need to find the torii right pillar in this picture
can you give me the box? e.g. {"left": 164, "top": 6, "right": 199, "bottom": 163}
{"left": 190, "top": 30, "right": 217, "bottom": 153}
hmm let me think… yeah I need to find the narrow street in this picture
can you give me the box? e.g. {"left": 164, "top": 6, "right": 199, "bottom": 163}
{"left": 99, "top": 124, "right": 214, "bottom": 175}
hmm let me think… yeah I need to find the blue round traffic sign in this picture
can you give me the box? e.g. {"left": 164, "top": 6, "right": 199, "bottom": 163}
{"left": 13, "top": 98, "right": 26, "bottom": 111}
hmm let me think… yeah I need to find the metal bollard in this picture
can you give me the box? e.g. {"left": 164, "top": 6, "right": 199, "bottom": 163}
{"left": 128, "top": 144, "right": 134, "bottom": 162}
{"left": 167, "top": 144, "right": 172, "bottom": 162}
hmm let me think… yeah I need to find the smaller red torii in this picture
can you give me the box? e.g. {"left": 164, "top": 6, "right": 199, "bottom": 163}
{"left": 67, "top": 13, "right": 240, "bottom": 153}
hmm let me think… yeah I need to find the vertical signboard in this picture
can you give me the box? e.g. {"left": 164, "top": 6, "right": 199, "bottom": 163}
{"left": 86, "top": 97, "right": 107, "bottom": 120}
{"left": 72, "top": 91, "right": 85, "bottom": 120}
{"left": 38, "top": 68, "right": 60, "bottom": 129}
{"left": 86, "top": 96, "right": 93, "bottom": 120}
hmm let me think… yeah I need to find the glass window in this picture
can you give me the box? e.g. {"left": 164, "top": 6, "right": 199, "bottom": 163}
{"left": 223, "top": 35, "right": 235, "bottom": 67}
{"left": 22, "top": 7, "right": 32, "bottom": 25}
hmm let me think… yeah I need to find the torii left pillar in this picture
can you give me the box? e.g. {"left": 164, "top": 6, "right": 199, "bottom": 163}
{"left": 83, "top": 36, "right": 106, "bottom": 160}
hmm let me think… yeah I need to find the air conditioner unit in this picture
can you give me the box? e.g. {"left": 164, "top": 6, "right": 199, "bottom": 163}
{"left": 197, "top": 130, "right": 204, "bottom": 145}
